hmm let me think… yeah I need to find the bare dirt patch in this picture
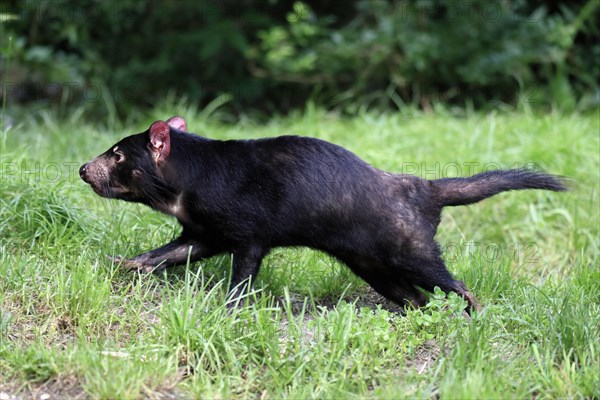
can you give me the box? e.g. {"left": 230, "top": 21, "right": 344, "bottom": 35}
{"left": 1, "top": 375, "right": 86, "bottom": 400}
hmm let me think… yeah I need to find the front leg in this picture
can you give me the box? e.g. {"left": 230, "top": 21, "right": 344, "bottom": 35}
{"left": 227, "top": 245, "right": 269, "bottom": 306}
{"left": 112, "top": 235, "right": 221, "bottom": 273}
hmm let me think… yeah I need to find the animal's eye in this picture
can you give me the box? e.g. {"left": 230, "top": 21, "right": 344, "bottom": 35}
{"left": 113, "top": 150, "right": 124, "bottom": 163}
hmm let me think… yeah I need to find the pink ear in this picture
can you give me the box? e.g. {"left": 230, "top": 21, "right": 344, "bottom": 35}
{"left": 166, "top": 116, "right": 187, "bottom": 131}
{"left": 149, "top": 121, "right": 171, "bottom": 163}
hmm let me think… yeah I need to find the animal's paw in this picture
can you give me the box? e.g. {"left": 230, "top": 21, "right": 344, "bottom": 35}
{"left": 108, "top": 255, "right": 124, "bottom": 264}
{"left": 464, "top": 291, "right": 482, "bottom": 313}
{"left": 108, "top": 255, "right": 156, "bottom": 273}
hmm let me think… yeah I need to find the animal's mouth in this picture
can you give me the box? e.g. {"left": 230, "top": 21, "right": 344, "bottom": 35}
{"left": 84, "top": 180, "right": 108, "bottom": 197}
{"left": 89, "top": 182, "right": 108, "bottom": 196}
{"left": 87, "top": 180, "right": 132, "bottom": 200}
{"left": 81, "top": 176, "right": 116, "bottom": 198}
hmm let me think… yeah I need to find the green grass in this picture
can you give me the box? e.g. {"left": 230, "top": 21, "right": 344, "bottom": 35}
{"left": 0, "top": 106, "right": 598, "bottom": 399}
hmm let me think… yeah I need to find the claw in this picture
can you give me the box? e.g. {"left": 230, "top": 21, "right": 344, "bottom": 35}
{"left": 454, "top": 280, "right": 482, "bottom": 315}
{"left": 108, "top": 255, "right": 147, "bottom": 271}
{"left": 463, "top": 290, "right": 481, "bottom": 310}
{"left": 107, "top": 255, "right": 167, "bottom": 274}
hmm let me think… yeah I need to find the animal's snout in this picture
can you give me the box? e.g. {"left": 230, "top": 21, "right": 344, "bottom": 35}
{"left": 79, "top": 163, "right": 89, "bottom": 182}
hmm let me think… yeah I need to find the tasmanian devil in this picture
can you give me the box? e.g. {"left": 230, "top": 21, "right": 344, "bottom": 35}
{"left": 79, "top": 116, "right": 567, "bottom": 313}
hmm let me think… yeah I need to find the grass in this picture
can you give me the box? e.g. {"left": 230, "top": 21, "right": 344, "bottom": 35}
{"left": 0, "top": 105, "right": 598, "bottom": 399}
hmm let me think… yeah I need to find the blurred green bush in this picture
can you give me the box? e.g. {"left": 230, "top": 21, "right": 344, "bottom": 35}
{"left": 1, "top": 0, "right": 598, "bottom": 116}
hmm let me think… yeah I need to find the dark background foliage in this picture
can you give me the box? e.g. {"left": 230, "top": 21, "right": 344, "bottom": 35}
{"left": 1, "top": 0, "right": 598, "bottom": 118}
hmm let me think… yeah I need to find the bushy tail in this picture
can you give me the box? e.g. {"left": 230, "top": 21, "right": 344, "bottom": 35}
{"left": 432, "top": 169, "right": 568, "bottom": 207}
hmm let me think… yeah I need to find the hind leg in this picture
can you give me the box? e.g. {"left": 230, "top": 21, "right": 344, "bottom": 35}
{"left": 381, "top": 235, "right": 481, "bottom": 314}
{"left": 368, "top": 274, "right": 428, "bottom": 309}
{"left": 405, "top": 255, "right": 481, "bottom": 314}
{"left": 338, "top": 256, "right": 427, "bottom": 310}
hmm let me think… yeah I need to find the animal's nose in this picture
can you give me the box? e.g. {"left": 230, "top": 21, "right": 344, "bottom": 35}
{"left": 79, "top": 163, "right": 88, "bottom": 180}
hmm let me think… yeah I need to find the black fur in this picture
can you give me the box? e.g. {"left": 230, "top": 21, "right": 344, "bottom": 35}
{"left": 80, "top": 117, "right": 568, "bottom": 312}
{"left": 433, "top": 169, "right": 567, "bottom": 207}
